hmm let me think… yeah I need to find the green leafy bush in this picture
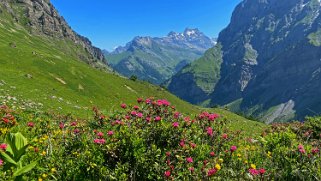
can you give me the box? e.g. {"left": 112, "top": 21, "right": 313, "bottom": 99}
{"left": 0, "top": 132, "right": 37, "bottom": 180}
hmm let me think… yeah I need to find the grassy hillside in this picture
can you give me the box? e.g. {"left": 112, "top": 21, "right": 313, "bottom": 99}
{"left": 165, "top": 44, "right": 223, "bottom": 105}
{"left": 0, "top": 23, "right": 184, "bottom": 115}
{"left": 180, "top": 44, "right": 222, "bottom": 93}
{"left": 0, "top": 18, "right": 266, "bottom": 136}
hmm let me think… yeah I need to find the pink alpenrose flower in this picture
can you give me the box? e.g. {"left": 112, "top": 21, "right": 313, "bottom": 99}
{"left": 230, "top": 145, "right": 237, "bottom": 152}
{"left": 164, "top": 170, "right": 171, "bottom": 177}
{"left": 186, "top": 157, "right": 193, "bottom": 163}
{"left": 172, "top": 122, "right": 179, "bottom": 128}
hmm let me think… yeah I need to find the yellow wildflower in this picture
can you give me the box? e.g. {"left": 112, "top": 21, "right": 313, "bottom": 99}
{"left": 0, "top": 128, "right": 8, "bottom": 134}
{"left": 51, "top": 168, "right": 57, "bottom": 173}
{"left": 54, "top": 130, "right": 62, "bottom": 135}
{"left": 41, "top": 151, "right": 46, "bottom": 156}
{"left": 250, "top": 164, "right": 256, "bottom": 169}
{"left": 42, "top": 174, "right": 47, "bottom": 178}
{"left": 38, "top": 178, "right": 43, "bottom": 181}
{"left": 267, "top": 151, "right": 272, "bottom": 158}
{"left": 218, "top": 158, "right": 224, "bottom": 163}
{"left": 215, "top": 164, "right": 221, "bottom": 170}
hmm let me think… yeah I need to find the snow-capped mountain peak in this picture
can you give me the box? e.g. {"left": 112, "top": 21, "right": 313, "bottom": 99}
{"left": 112, "top": 28, "right": 215, "bottom": 54}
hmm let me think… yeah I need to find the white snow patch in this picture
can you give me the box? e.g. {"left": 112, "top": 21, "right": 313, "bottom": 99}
{"left": 186, "top": 30, "right": 196, "bottom": 36}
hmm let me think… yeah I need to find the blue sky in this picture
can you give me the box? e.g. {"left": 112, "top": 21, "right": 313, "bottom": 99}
{"left": 51, "top": 0, "right": 241, "bottom": 51}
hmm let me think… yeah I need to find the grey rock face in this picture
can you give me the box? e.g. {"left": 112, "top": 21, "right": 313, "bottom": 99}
{"left": 210, "top": 0, "right": 321, "bottom": 122}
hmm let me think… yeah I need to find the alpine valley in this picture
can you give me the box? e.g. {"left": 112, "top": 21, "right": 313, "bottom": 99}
{"left": 0, "top": 0, "right": 245, "bottom": 120}
{"left": 104, "top": 29, "right": 215, "bottom": 84}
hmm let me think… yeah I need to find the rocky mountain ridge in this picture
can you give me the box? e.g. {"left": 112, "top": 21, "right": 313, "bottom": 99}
{"left": 0, "top": 0, "right": 106, "bottom": 67}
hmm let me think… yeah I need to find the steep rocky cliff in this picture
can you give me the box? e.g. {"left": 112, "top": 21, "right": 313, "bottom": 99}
{"left": 0, "top": 0, "right": 106, "bottom": 67}
{"left": 168, "top": 0, "right": 321, "bottom": 122}
{"left": 210, "top": 0, "right": 321, "bottom": 122}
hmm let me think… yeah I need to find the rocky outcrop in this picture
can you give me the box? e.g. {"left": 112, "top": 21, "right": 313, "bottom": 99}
{"left": 0, "top": 0, "right": 106, "bottom": 66}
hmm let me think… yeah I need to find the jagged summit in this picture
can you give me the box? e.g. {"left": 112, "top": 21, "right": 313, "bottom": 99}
{"left": 167, "top": 28, "right": 202, "bottom": 38}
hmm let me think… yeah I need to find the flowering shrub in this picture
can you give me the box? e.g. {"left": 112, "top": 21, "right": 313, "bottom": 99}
{"left": 0, "top": 98, "right": 321, "bottom": 180}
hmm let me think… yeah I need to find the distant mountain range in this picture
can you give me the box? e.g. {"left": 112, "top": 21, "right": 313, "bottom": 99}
{"left": 167, "top": 0, "right": 321, "bottom": 123}
{"left": 104, "top": 28, "right": 215, "bottom": 84}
